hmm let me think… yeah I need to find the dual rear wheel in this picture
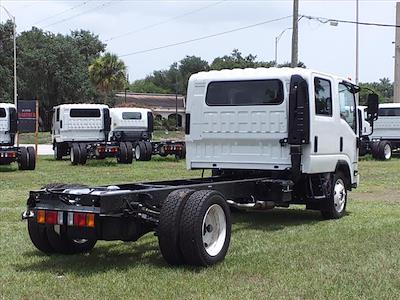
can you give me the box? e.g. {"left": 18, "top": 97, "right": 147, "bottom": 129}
{"left": 135, "top": 141, "right": 152, "bottom": 161}
{"left": 18, "top": 146, "right": 36, "bottom": 170}
{"left": 158, "top": 189, "right": 231, "bottom": 266}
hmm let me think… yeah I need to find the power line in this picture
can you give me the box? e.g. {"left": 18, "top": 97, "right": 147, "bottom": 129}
{"left": 43, "top": 1, "right": 114, "bottom": 28}
{"left": 105, "top": 0, "right": 227, "bottom": 42}
{"left": 34, "top": 1, "right": 91, "bottom": 26}
{"left": 302, "top": 15, "right": 400, "bottom": 28}
{"left": 120, "top": 15, "right": 292, "bottom": 57}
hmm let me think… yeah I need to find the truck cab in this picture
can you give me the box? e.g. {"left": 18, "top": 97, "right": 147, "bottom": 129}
{"left": 0, "top": 103, "right": 35, "bottom": 170}
{"left": 109, "top": 107, "right": 153, "bottom": 142}
{"left": 186, "top": 68, "right": 362, "bottom": 188}
{"left": 0, "top": 103, "right": 17, "bottom": 146}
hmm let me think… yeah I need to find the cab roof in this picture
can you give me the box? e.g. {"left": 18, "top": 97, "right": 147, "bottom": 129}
{"left": 54, "top": 103, "right": 109, "bottom": 109}
{"left": 0, "top": 103, "right": 16, "bottom": 109}
{"left": 110, "top": 107, "right": 151, "bottom": 114}
{"left": 189, "top": 67, "right": 353, "bottom": 85}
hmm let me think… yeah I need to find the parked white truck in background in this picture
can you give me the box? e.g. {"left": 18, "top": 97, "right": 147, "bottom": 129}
{"left": 110, "top": 107, "right": 186, "bottom": 161}
{"left": 52, "top": 104, "right": 134, "bottom": 165}
{"left": 0, "top": 103, "right": 36, "bottom": 170}
{"left": 23, "top": 68, "right": 378, "bottom": 267}
{"left": 359, "top": 103, "right": 400, "bottom": 160}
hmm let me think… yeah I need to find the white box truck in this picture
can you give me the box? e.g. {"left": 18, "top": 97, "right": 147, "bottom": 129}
{"left": 23, "top": 68, "right": 378, "bottom": 266}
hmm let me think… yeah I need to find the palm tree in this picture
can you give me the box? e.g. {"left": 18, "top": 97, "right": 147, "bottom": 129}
{"left": 89, "top": 53, "right": 127, "bottom": 97}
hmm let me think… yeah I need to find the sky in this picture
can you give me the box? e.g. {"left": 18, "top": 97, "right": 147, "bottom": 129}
{"left": 0, "top": 0, "right": 398, "bottom": 83}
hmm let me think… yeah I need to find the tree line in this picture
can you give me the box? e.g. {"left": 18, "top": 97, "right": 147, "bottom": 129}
{"left": 0, "top": 21, "right": 395, "bottom": 128}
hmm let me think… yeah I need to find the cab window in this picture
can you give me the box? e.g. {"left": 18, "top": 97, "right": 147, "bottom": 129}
{"left": 339, "top": 83, "right": 356, "bottom": 131}
{"left": 314, "top": 78, "right": 332, "bottom": 116}
{"left": 0, "top": 108, "right": 6, "bottom": 118}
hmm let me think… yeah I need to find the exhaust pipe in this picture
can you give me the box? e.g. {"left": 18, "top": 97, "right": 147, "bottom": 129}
{"left": 227, "top": 199, "right": 275, "bottom": 210}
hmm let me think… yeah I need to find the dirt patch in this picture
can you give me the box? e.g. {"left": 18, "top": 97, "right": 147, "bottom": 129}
{"left": 351, "top": 190, "right": 400, "bottom": 203}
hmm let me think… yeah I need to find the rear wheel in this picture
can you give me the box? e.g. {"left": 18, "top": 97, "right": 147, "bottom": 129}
{"left": 27, "top": 218, "right": 54, "bottom": 254}
{"left": 321, "top": 172, "right": 347, "bottom": 219}
{"left": 54, "top": 143, "right": 63, "bottom": 160}
{"left": 179, "top": 190, "right": 231, "bottom": 266}
{"left": 125, "top": 142, "right": 134, "bottom": 164}
{"left": 144, "top": 141, "right": 152, "bottom": 161}
{"left": 158, "top": 189, "right": 195, "bottom": 265}
{"left": 18, "top": 147, "right": 29, "bottom": 170}
{"left": 118, "top": 142, "right": 128, "bottom": 164}
{"left": 371, "top": 141, "right": 380, "bottom": 159}
{"left": 46, "top": 225, "right": 97, "bottom": 254}
{"left": 79, "top": 144, "right": 87, "bottom": 165}
{"left": 70, "top": 144, "right": 81, "bottom": 165}
{"left": 27, "top": 146, "right": 36, "bottom": 170}
{"left": 135, "top": 142, "right": 146, "bottom": 161}
{"left": 378, "top": 141, "right": 392, "bottom": 160}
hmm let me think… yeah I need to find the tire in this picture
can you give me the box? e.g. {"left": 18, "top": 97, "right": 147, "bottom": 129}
{"left": 118, "top": 142, "right": 128, "bottom": 164}
{"left": 18, "top": 147, "right": 29, "bottom": 170}
{"left": 144, "top": 141, "right": 152, "bottom": 161}
{"left": 371, "top": 141, "right": 380, "bottom": 159}
{"left": 27, "top": 146, "right": 36, "bottom": 170}
{"left": 54, "top": 143, "right": 63, "bottom": 160}
{"left": 125, "top": 142, "right": 134, "bottom": 164}
{"left": 321, "top": 172, "right": 348, "bottom": 220}
{"left": 70, "top": 144, "right": 81, "bottom": 165}
{"left": 158, "top": 189, "right": 195, "bottom": 265}
{"left": 79, "top": 144, "right": 87, "bottom": 165}
{"left": 27, "top": 218, "right": 54, "bottom": 254}
{"left": 135, "top": 142, "right": 146, "bottom": 161}
{"left": 46, "top": 225, "right": 97, "bottom": 254}
{"left": 179, "top": 190, "right": 231, "bottom": 266}
{"left": 378, "top": 141, "right": 392, "bottom": 161}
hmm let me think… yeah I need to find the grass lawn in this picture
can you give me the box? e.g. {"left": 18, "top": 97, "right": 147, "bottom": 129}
{"left": 0, "top": 157, "right": 399, "bottom": 299}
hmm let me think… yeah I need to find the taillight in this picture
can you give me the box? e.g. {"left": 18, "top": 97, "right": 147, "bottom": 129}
{"left": 36, "top": 210, "right": 94, "bottom": 228}
{"left": 45, "top": 211, "right": 58, "bottom": 225}
{"left": 68, "top": 212, "right": 95, "bottom": 228}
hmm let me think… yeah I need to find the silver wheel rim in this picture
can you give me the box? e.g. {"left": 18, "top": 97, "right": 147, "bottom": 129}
{"left": 202, "top": 204, "right": 226, "bottom": 257}
{"left": 334, "top": 178, "right": 346, "bottom": 213}
{"left": 384, "top": 144, "right": 391, "bottom": 160}
{"left": 54, "top": 146, "right": 58, "bottom": 159}
{"left": 135, "top": 145, "right": 140, "bottom": 160}
{"left": 73, "top": 239, "right": 88, "bottom": 244}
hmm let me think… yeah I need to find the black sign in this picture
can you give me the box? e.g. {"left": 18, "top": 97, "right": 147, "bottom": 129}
{"left": 18, "top": 100, "right": 37, "bottom": 133}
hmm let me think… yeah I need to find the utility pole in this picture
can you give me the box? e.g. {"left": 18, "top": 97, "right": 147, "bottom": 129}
{"left": 394, "top": 2, "right": 400, "bottom": 103}
{"left": 355, "top": 0, "right": 359, "bottom": 84}
{"left": 291, "top": 0, "right": 299, "bottom": 68}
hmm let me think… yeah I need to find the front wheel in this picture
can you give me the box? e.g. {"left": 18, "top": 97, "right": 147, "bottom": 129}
{"left": 321, "top": 172, "right": 347, "bottom": 219}
{"left": 179, "top": 190, "right": 231, "bottom": 266}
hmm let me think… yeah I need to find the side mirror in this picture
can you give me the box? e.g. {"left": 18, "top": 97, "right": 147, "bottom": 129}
{"left": 366, "top": 93, "right": 379, "bottom": 122}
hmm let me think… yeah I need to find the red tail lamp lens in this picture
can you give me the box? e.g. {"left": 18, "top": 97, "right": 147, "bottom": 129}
{"left": 45, "top": 211, "right": 58, "bottom": 225}
{"left": 73, "top": 213, "right": 87, "bottom": 227}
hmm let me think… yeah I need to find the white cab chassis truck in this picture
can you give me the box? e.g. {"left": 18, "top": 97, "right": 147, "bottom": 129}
{"left": 110, "top": 107, "right": 186, "bottom": 161}
{"left": 359, "top": 103, "right": 400, "bottom": 160}
{"left": 23, "top": 68, "right": 378, "bottom": 267}
{"left": 0, "top": 103, "right": 36, "bottom": 170}
{"left": 52, "top": 104, "right": 134, "bottom": 165}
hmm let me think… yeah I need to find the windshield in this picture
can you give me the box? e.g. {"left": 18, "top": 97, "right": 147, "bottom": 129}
{"left": 122, "top": 112, "right": 142, "bottom": 120}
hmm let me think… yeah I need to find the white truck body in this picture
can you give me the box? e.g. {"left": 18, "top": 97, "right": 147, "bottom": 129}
{"left": 52, "top": 104, "right": 109, "bottom": 143}
{"left": 358, "top": 106, "right": 372, "bottom": 136}
{"left": 370, "top": 103, "right": 400, "bottom": 140}
{"left": 0, "top": 103, "right": 15, "bottom": 145}
{"left": 186, "top": 68, "right": 359, "bottom": 185}
{"left": 109, "top": 107, "right": 152, "bottom": 142}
